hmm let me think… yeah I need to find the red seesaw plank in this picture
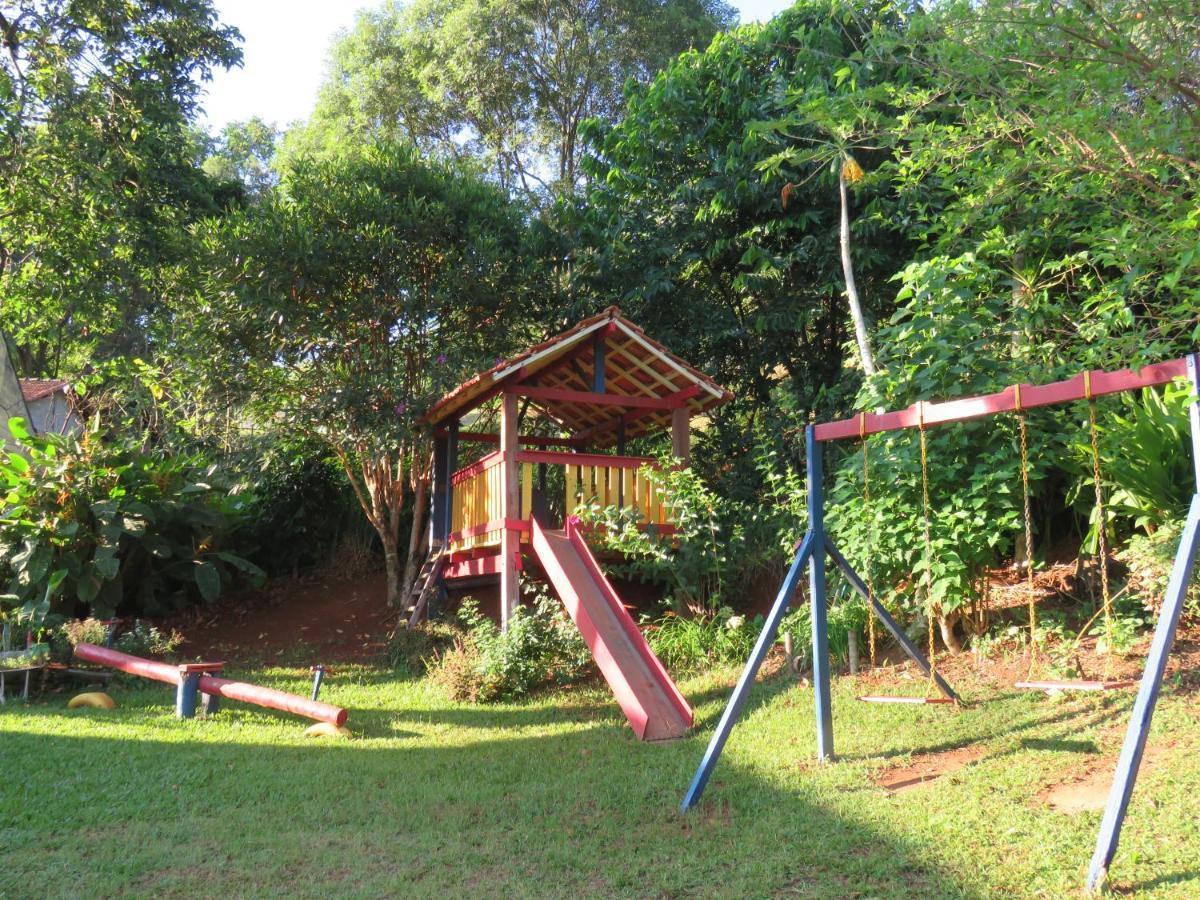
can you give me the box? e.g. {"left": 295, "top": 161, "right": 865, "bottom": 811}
{"left": 814, "top": 356, "right": 1190, "bottom": 442}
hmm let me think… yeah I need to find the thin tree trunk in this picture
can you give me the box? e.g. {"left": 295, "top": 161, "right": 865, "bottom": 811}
{"left": 400, "top": 469, "right": 428, "bottom": 600}
{"left": 839, "top": 169, "right": 877, "bottom": 377}
{"left": 381, "top": 531, "right": 402, "bottom": 608}
{"left": 335, "top": 445, "right": 406, "bottom": 608}
{"left": 937, "top": 609, "right": 964, "bottom": 654}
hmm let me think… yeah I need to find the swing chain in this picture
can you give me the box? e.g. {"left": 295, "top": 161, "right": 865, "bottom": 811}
{"left": 917, "top": 402, "right": 937, "bottom": 691}
{"left": 861, "top": 411, "right": 876, "bottom": 669}
{"left": 1084, "top": 372, "right": 1113, "bottom": 667}
{"left": 1015, "top": 384, "right": 1038, "bottom": 672}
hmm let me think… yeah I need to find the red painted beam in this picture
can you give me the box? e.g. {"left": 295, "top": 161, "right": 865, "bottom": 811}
{"left": 198, "top": 675, "right": 348, "bottom": 726}
{"left": 74, "top": 642, "right": 179, "bottom": 685}
{"left": 814, "top": 356, "right": 1190, "bottom": 442}
{"left": 571, "top": 385, "right": 701, "bottom": 444}
{"left": 515, "top": 449, "right": 657, "bottom": 469}
{"left": 448, "top": 518, "right": 530, "bottom": 542}
{"left": 443, "top": 554, "right": 504, "bottom": 579}
{"left": 505, "top": 384, "right": 699, "bottom": 410}
{"left": 436, "top": 431, "right": 581, "bottom": 448}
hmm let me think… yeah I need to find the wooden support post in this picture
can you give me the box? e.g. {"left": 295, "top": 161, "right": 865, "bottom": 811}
{"left": 592, "top": 331, "right": 606, "bottom": 393}
{"left": 671, "top": 407, "right": 690, "bottom": 465}
{"left": 430, "top": 433, "right": 449, "bottom": 552}
{"left": 445, "top": 422, "right": 459, "bottom": 547}
{"left": 500, "top": 393, "right": 520, "bottom": 631}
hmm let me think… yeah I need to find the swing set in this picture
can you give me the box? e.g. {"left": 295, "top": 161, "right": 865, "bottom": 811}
{"left": 681, "top": 353, "right": 1200, "bottom": 892}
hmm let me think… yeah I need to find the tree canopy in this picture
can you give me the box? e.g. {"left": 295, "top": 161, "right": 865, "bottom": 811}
{"left": 0, "top": 0, "right": 241, "bottom": 376}
{"left": 281, "top": 0, "right": 737, "bottom": 199}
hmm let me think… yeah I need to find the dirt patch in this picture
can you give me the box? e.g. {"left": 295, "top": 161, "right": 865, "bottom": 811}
{"left": 872, "top": 745, "right": 989, "bottom": 793}
{"left": 1037, "top": 744, "right": 1174, "bottom": 815}
{"left": 167, "top": 569, "right": 394, "bottom": 665}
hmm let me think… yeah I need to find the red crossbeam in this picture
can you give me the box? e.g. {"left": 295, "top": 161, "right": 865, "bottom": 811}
{"left": 814, "top": 356, "right": 1191, "bottom": 443}
{"left": 505, "top": 384, "right": 699, "bottom": 410}
{"left": 515, "top": 449, "right": 656, "bottom": 469}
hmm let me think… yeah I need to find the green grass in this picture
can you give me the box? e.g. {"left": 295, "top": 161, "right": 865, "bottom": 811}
{"left": 2, "top": 663, "right": 1199, "bottom": 898}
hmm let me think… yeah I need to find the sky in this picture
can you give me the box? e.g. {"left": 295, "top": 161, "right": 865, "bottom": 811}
{"left": 197, "top": 0, "right": 796, "bottom": 131}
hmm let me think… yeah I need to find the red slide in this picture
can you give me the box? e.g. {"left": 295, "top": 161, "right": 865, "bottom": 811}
{"left": 530, "top": 517, "right": 693, "bottom": 741}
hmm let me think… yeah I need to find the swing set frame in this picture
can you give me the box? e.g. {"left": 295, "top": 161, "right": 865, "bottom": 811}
{"left": 681, "top": 353, "right": 1200, "bottom": 892}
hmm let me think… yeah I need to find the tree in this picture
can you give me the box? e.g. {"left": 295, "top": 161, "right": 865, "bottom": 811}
{"left": 194, "top": 142, "right": 535, "bottom": 606}
{"left": 281, "top": 0, "right": 736, "bottom": 199}
{"left": 824, "top": 0, "right": 1200, "bottom": 651}
{"left": 200, "top": 117, "right": 280, "bottom": 202}
{"left": 0, "top": 0, "right": 242, "bottom": 376}
{"left": 572, "top": 2, "right": 917, "bottom": 492}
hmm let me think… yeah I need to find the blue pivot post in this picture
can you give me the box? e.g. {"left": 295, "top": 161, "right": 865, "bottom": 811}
{"left": 1087, "top": 352, "right": 1200, "bottom": 891}
{"left": 680, "top": 530, "right": 816, "bottom": 811}
{"left": 808, "top": 424, "right": 834, "bottom": 761}
{"left": 310, "top": 665, "right": 326, "bottom": 701}
{"left": 825, "top": 540, "right": 959, "bottom": 703}
{"left": 175, "top": 670, "right": 201, "bottom": 719}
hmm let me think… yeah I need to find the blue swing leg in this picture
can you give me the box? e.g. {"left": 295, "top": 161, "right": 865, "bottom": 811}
{"left": 1087, "top": 352, "right": 1200, "bottom": 891}
{"left": 807, "top": 425, "right": 834, "bottom": 761}
{"left": 681, "top": 426, "right": 834, "bottom": 809}
{"left": 680, "top": 530, "right": 816, "bottom": 811}
{"left": 825, "top": 539, "right": 960, "bottom": 703}
{"left": 1087, "top": 494, "right": 1200, "bottom": 889}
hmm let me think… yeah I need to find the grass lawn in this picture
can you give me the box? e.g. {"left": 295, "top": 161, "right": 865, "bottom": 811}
{"left": 3, "top": 659, "right": 1199, "bottom": 898}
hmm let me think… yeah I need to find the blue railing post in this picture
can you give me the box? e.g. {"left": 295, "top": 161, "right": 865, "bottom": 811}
{"left": 807, "top": 425, "right": 834, "bottom": 761}
{"left": 1087, "top": 353, "right": 1200, "bottom": 890}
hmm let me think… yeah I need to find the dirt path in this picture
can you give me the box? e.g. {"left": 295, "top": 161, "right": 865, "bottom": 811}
{"left": 1037, "top": 743, "right": 1177, "bottom": 814}
{"left": 872, "top": 745, "right": 990, "bottom": 793}
{"left": 172, "top": 570, "right": 395, "bottom": 665}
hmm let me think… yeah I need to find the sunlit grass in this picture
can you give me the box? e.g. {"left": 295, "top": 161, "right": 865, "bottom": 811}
{"left": 2, "top": 662, "right": 1198, "bottom": 897}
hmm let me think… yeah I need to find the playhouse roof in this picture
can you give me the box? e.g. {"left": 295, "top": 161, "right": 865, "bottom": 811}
{"left": 423, "top": 307, "right": 732, "bottom": 447}
{"left": 19, "top": 379, "right": 70, "bottom": 403}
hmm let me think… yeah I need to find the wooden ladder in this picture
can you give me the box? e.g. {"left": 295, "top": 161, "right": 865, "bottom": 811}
{"left": 405, "top": 543, "right": 445, "bottom": 629}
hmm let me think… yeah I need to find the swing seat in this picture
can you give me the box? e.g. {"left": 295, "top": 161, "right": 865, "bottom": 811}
{"left": 857, "top": 695, "right": 955, "bottom": 705}
{"left": 1014, "top": 679, "right": 1137, "bottom": 693}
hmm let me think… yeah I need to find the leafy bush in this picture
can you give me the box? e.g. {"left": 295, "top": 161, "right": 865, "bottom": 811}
{"left": 0, "top": 418, "right": 263, "bottom": 625}
{"left": 387, "top": 620, "right": 461, "bottom": 677}
{"left": 576, "top": 456, "right": 739, "bottom": 613}
{"left": 643, "top": 607, "right": 759, "bottom": 674}
{"left": 1121, "top": 521, "right": 1200, "bottom": 623}
{"left": 430, "top": 592, "right": 593, "bottom": 702}
{"left": 1071, "top": 382, "right": 1195, "bottom": 550}
{"left": 232, "top": 440, "right": 370, "bottom": 577}
{"left": 780, "top": 598, "right": 869, "bottom": 670}
{"left": 50, "top": 617, "right": 183, "bottom": 664}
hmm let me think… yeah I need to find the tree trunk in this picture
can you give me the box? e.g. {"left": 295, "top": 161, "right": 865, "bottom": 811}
{"left": 937, "top": 608, "right": 964, "bottom": 654}
{"left": 839, "top": 168, "right": 877, "bottom": 377}
{"left": 381, "top": 531, "right": 402, "bottom": 609}
{"left": 400, "top": 467, "right": 429, "bottom": 600}
{"left": 335, "top": 445, "right": 406, "bottom": 609}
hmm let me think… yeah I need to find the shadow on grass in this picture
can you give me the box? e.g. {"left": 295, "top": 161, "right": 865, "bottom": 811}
{"left": 1116, "top": 868, "right": 1200, "bottom": 895}
{"left": 1019, "top": 737, "right": 1100, "bottom": 754}
{"left": 0, "top": 710, "right": 989, "bottom": 899}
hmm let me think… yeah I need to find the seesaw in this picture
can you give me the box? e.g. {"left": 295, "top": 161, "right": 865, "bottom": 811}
{"left": 72, "top": 643, "right": 349, "bottom": 736}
